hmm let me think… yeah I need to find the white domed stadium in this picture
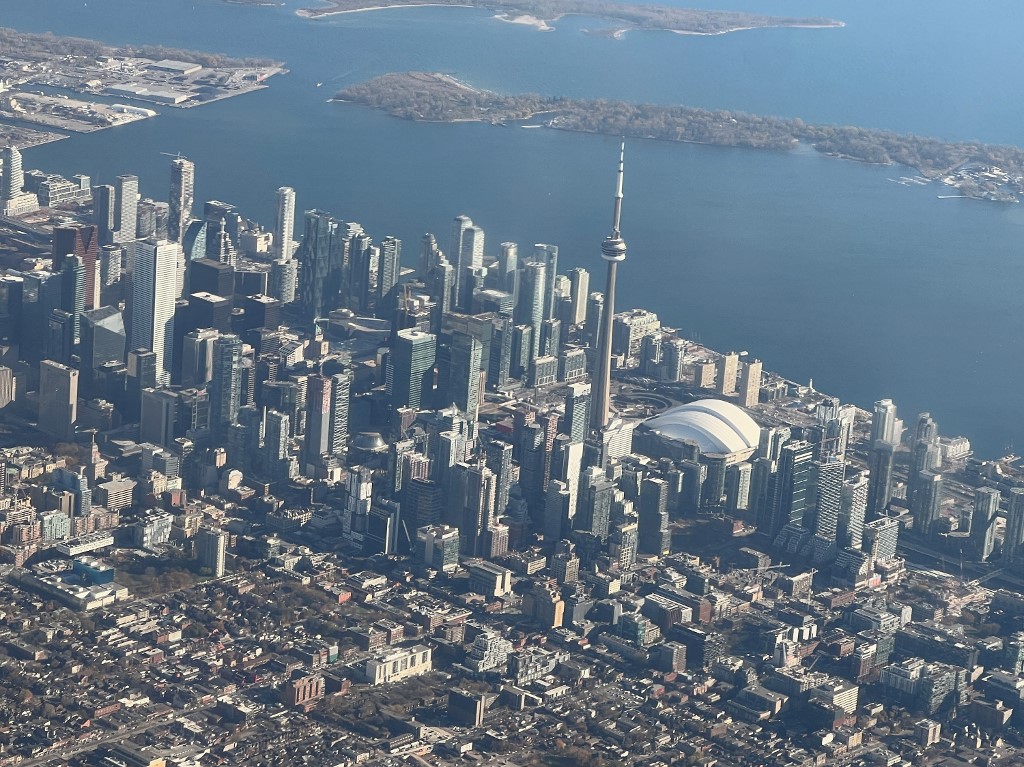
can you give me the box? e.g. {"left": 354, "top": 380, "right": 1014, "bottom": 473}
{"left": 640, "top": 399, "right": 761, "bottom": 461}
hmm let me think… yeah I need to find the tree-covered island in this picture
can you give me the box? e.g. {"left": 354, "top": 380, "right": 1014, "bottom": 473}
{"left": 336, "top": 72, "right": 1024, "bottom": 202}
{"left": 299, "top": 0, "right": 842, "bottom": 36}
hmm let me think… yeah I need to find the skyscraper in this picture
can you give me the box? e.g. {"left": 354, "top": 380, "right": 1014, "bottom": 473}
{"left": 80, "top": 306, "right": 126, "bottom": 397}
{"left": 1, "top": 146, "right": 38, "bottom": 217}
{"left": 970, "top": 487, "right": 1000, "bottom": 562}
{"left": 769, "top": 440, "right": 815, "bottom": 537}
{"left": 563, "top": 382, "right": 591, "bottom": 445}
{"left": 1005, "top": 488, "right": 1024, "bottom": 563}
{"left": 274, "top": 186, "right": 295, "bottom": 260}
{"left": 168, "top": 157, "right": 194, "bottom": 244}
{"left": 114, "top": 174, "right": 139, "bottom": 244}
{"left": 450, "top": 215, "right": 484, "bottom": 307}
{"left": 1, "top": 146, "right": 24, "bottom": 200}
{"left": 377, "top": 235, "right": 401, "bottom": 316}
{"left": 92, "top": 184, "right": 116, "bottom": 246}
{"left": 871, "top": 398, "right": 899, "bottom": 446}
{"left": 866, "top": 439, "right": 895, "bottom": 518}
{"left": 131, "top": 239, "right": 180, "bottom": 387}
{"left": 591, "top": 144, "right": 627, "bottom": 431}
{"left": 55, "top": 256, "right": 84, "bottom": 348}
{"left": 304, "top": 373, "right": 332, "bottom": 468}
{"left": 296, "top": 210, "right": 343, "bottom": 321}
{"left": 386, "top": 329, "right": 436, "bottom": 411}
{"left": 38, "top": 360, "right": 78, "bottom": 441}
{"left": 328, "top": 371, "right": 351, "bottom": 456}
{"left": 52, "top": 224, "right": 100, "bottom": 310}
{"left": 532, "top": 243, "right": 559, "bottom": 321}
{"left": 517, "top": 261, "right": 546, "bottom": 358}
{"left": 445, "top": 332, "right": 482, "bottom": 423}
{"left": 638, "top": 476, "right": 670, "bottom": 556}
{"left": 568, "top": 267, "right": 589, "bottom": 325}
{"left": 209, "top": 334, "right": 242, "bottom": 436}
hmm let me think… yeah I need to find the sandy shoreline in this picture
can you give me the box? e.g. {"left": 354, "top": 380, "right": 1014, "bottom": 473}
{"left": 297, "top": 3, "right": 473, "bottom": 17}
{"left": 493, "top": 13, "right": 554, "bottom": 30}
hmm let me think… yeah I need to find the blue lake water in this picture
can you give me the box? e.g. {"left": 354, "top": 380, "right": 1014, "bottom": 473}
{"left": 7, "top": 0, "right": 1024, "bottom": 456}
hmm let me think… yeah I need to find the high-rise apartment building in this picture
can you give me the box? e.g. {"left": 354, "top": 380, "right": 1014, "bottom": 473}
{"left": 196, "top": 526, "right": 228, "bottom": 577}
{"left": 274, "top": 186, "right": 295, "bottom": 260}
{"left": 114, "top": 174, "right": 139, "bottom": 244}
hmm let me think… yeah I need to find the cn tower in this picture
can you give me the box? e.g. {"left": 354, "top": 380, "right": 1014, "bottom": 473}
{"left": 591, "top": 143, "right": 627, "bottom": 431}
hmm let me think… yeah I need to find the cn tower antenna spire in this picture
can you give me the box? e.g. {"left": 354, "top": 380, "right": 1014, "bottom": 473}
{"left": 592, "top": 142, "right": 628, "bottom": 432}
{"left": 611, "top": 140, "right": 624, "bottom": 238}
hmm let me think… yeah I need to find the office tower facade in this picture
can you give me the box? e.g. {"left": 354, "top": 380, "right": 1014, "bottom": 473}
{"left": 970, "top": 487, "right": 1000, "bottom": 561}
{"left": 386, "top": 329, "right": 436, "bottom": 411}
{"left": 53, "top": 224, "right": 100, "bottom": 309}
{"left": 871, "top": 398, "right": 899, "bottom": 446}
{"left": 59, "top": 256, "right": 85, "bottom": 344}
{"left": 114, "top": 174, "right": 139, "bottom": 244}
{"left": 209, "top": 333, "right": 242, "bottom": 436}
{"left": 274, "top": 186, "right": 295, "bottom": 260}
{"left": 92, "top": 184, "right": 116, "bottom": 245}
{"left": 196, "top": 526, "right": 228, "bottom": 577}
{"left": 39, "top": 360, "right": 78, "bottom": 441}
{"left": 131, "top": 239, "right": 180, "bottom": 387}
{"left": 169, "top": 158, "right": 195, "bottom": 244}
{"left": 446, "top": 332, "right": 482, "bottom": 422}
{"left": 304, "top": 373, "right": 332, "bottom": 467}
{"left": 181, "top": 327, "right": 219, "bottom": 387}
{"left": 592, "top": 145, "right": 626, "bottom": 430}
{"left": 79, "top": 306, "right": 126, "bottom": 397}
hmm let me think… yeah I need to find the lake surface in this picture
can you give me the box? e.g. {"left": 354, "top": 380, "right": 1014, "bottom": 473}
{"left": 8, "top": 0, "right": 1024, "bottom": 456}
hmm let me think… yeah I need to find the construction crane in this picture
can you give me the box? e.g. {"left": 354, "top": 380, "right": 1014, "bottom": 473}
{"left": 160, "top": 150, "right": 188, "bottom": 160}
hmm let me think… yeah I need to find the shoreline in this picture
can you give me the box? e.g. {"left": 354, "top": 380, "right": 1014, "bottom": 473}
{"left": 493, "top": 12, "right": 554, "bottom": 30}
{"left": 296, "top": 1, "right": 844, "bottom": 37}
{"left": 297, "top": 2, "right": 473, "bottom": 16}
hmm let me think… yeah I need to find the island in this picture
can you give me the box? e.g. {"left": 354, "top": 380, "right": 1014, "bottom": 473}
{"left": 297, "top": 0, "right": 843, "bottom": 37}
{"left": 336, "top": 72, "right": 1024, "bottom": 203}
{"left": 0, "top": 28, "right": 285, "bottom": 148}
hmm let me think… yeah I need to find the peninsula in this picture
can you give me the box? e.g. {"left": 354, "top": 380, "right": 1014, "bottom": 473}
{"left": 337, "top": 72, "right": 1024, "bottom": 202}
{"left": 0, "top": 28, "right": 284, "bottom": 148}
{"left": 298, "top": 0, "right": 843, "bottom": 36}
